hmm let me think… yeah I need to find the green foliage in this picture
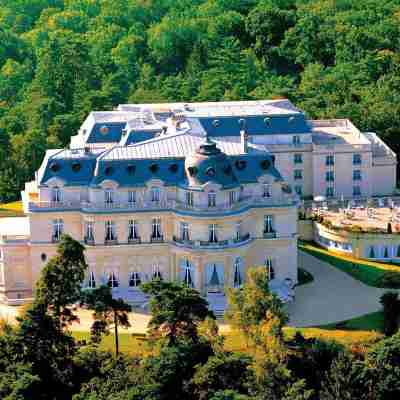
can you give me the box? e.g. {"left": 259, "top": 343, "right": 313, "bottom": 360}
{"left": 81, "top": 285, "right": 131, "bottom": 355}
{"left": 380, "top": 292, "right": 400, "bottom": 336}
{"left": 35, "top": 234, "right": 87, "bottom": 324}
{"left": 142, "top": 280, "right": 214, "bottom": 345}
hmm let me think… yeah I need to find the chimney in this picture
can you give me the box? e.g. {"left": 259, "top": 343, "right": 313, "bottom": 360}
{"left": 240, "top": 130, "right": 248, "bottom": 153}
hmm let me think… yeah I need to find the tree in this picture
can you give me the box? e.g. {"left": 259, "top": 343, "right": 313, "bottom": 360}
{"left": 225, "top": 266, "right": 287, "bottom": 348}
{"left": 141, "top": 280, "right": 213, "bottom": 345}
{"left": 82, "top": 285, "right": 131, "bottom": 356}
{"left": 35, "top": 234, "right": 87, "bottom": 326}
{"left": 380, "top": 292, "right": 400, "bottom": 336}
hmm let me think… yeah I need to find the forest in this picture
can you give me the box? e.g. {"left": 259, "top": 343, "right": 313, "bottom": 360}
{"left": 1, "top": 0, "right": 400, "bottom": 200}
{"left": 0, "top": 234, "right": 399, "bottom": 400}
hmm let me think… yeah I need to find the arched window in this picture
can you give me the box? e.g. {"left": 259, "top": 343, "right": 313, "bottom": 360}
{"left": 88, "top": 271, "right": 96, "bottom": 288}
{"left": 233, "top": 258, "right": 243, "bottom": 288}
{"left": 264, "top": 257, "right": 275, "bottom": 280}
{"left": 107, "top": 271, "right": 119, "bottom": 288}
{"left": 129, "top": 271, "right": 141, "bottom": 287}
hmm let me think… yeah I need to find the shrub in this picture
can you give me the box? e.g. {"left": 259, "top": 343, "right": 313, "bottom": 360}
{"left": 377, "top": 272, "right": 400, "bottom": 289}
{"left": 379, "top": 292, "right": 400, "bottom": 336}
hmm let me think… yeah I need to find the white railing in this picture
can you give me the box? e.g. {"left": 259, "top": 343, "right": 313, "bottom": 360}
{"left": 28, "top": 195, "right": 296, "bottom": 213}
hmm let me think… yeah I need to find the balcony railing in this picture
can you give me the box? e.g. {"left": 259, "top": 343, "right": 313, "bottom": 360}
{"left": 27, "top": 195, "right": 296, "bottom": 214}
{"left": 84, "top": 237, "right": 95, "bottom": 245}
{"left": 263, "top": 231, "right": 277, "bottom": 239}
{"left": 150, "top": 236, "right": 164, "bottom": 243}
{"left": 173, "top": 235, "right": 252, "bottom": 249}
{"left": 128, "top": 237, "right": 141, "bottom": 244}
{"left": 104, "top": 238, "right": 118, "bottom": 245}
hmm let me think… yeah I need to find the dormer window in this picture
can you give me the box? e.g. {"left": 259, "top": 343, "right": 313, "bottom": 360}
{"left": 51, "top": 187, "right": 61, "bottom": 203}
{"left": 208, "top": 191, "right": 216, "bottom": 208}
{"left": 151, "top": 187, "right": 160, "bottom": 202}
{"left": 186, "top": 191, "right": 194, "bottom": 207}
{"left": 128, "top": 190, "right": 136, "bottom": 205}
{"left": 292, "top": 135, "right": 300, "bottom": 146}
{"left": 229, "top": 191, "right": 236, "bottom": 206}
{"left": 209, "top": 224, "right": 218, "bottom": 243}
{"left": 263, "top": 184, "right": 271, "bottom": 198}
{"left": 104, "top": 189, "right": 114, "bottom": 205}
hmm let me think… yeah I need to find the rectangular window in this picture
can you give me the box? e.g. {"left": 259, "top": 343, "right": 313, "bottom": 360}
{"left": 129, "top": 271, "right": 141, "bottom": 287}
{"left": 85, "top": 221, "right": 94, "bottom": 242}
{"left": 236, "top": 221, "right": 242, "bottom": 241}
{"left": 186, "top": 191, "right": 194, "bottom": 207}
{"left": 294, "top": 169, "right": 303, "bottom": 180}
{"left": 105, "top": 221, "right": 116, "bottom": 242}
{"left": 51, "top": 187, "right": 61, "bottom": 203}
{"left": 151, "top": 218, "right": 162, "bottom": 239}
{"left": 128, "top": 220, "right": 138, "bottom": 240}
{"left": 264, "top": 215, "right": 274, "bottom": 233}
{"left": 52, "top": 219, "right": 63, "bottom": 242}
{"left": 325, "top": 171, "right": 334, "bottom": 182}
{"left": 353, "top": 186, "right": 361, "bottom": 196}
{"left": 325, "top": 155, "right": 334, "bottom": 166}
{"left": 353, "top": 153, "right": 362, "bottom": 165}
{"left": 294, "top": 153, "right": 303, "bottom": 164}
{"left": 353, "top": 170, "right": 361, "bottom": 181}
{"left": 151, "top": 187, "right": 160, "bottom": 202}
{"left": 326, "top": 186, "right": 334, "bottom": 198}
{"left": 295, "top": 185, "right": 303, "bottom": 196}
{"left": 208, "top": 192, "right": 216, "bottom": 207}
{"left": 229, "top": 191, "right": 236, "bottom": 206}
{"left": 180, "top": 222, "right": 190, "bottom": 241}
{"left": 88, "top": 271, "right": 96, "bottom": 288}
{"left": 292, "top": 135, "right": 300, "bottom": 146}
{"left": 104, "top": 189, "right": 114, "bottom": 204}
{"left": 209, "top": 224, "right": 218, "bottom": 243}
{"left": 262, "top": 184, "right": 271, "bottom": 198}
{"left": 128, "top": 190, "right": 136, "bottom": 204}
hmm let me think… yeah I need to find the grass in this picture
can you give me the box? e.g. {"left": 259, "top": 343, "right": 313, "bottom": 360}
{"left": 297, "top": 267, "right": 314, "bottom": 286}
{"left": 0, "top": 201, "right": 24, "bottom": 217}
{"left": 299, "top": 240, "right": 400, "bottom": 287}
{"left": 72, "top": 310, "right": 384, "bottom": 355}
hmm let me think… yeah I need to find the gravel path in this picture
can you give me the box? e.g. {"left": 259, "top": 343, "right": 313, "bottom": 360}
{"left": 287, "top": 251, "right": 389, "bottom": 327}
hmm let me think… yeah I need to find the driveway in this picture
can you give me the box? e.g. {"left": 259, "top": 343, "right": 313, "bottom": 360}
{"left": 287, "top": 251, "right": 389, "bottom": 327}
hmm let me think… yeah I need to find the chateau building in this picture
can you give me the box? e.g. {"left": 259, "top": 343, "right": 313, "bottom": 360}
{"left": 0, "top": 99, "right": 396, "bottom": 307}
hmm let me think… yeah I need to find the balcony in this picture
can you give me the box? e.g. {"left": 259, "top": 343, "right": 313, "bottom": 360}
{"left": 172, "top": 236, "right": 194, "bottom": 246}
{"left": 51, "top": 235, "right": 61, "bottom": 243}
{"left": 233, "top": 233, "right": 251, "bottom": 243}
{"left": 150, "top": 236, "right": 164, "bottom": 243}
{"left": 84, "top": 237, "right": 95, "bottom": 246}
{"left": 172, "top": 235, "right": 252, "bottom": 250}
{"left": 263, "top": 231, "right": 277, "bottom": 239}
{"left": 104, "top": 238, "right": 118, "bottom": 245}
{"left": 128, "top": 237, "right": 141, "bottom": 244}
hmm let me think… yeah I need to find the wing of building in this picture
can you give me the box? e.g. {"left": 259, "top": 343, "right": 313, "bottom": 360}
{"left": 0, "top": 99, "right": 396, "bottom": 309}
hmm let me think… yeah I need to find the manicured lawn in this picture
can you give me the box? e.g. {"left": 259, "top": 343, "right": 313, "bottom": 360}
{"left": 299, "top": 241, "right": 400, "bottom": 288}
{"left": 0, "top": 201, "right": 24, "bottom": 217}
{"left": 73, "top": 311, "right": 384, "bottom": 355}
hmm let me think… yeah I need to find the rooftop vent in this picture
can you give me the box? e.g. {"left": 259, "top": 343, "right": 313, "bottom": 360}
{"left": 212, "top": 119, "right": 220, "bottom": 128}
{"left": 238, "top": 118, "right": 246, "bottom": 129}
{"left": 100, "top": 125, "right": 109, "bottom": 135}
{"left": 127, "top": 164, "right": 136, "bottom": 175}
{"left": 149, "top": 163, "right": 159, "bottom": 173}
{"left": 288, "top": 116, "right": 295, "bottom": 124}
{"left": 71, "top": 162, "right": 81, "bottom": 172}
{"left": 50, "top": 162, "right": 60, "bottom": 173}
